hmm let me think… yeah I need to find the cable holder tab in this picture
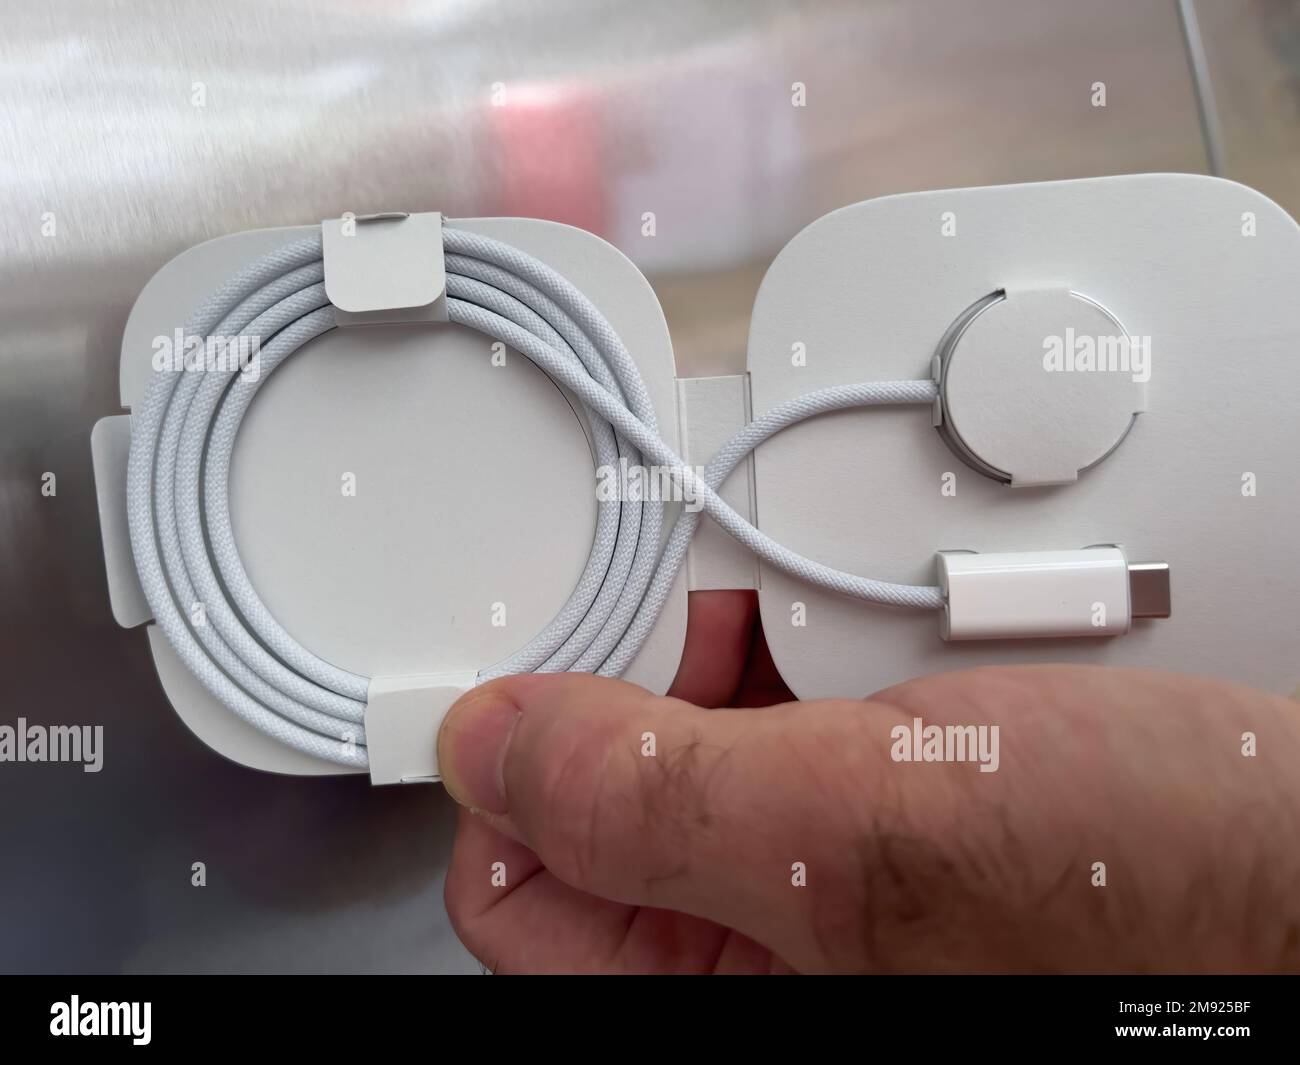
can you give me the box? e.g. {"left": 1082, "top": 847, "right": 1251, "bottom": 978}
{"left": 321, "top": 210, "right": 448, "bottom": 326}
{"left": 364, "top": 670, "right": 477, "bottom": 785}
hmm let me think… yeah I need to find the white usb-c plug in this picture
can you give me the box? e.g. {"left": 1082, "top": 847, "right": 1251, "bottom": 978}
{"left": 937, "top": 547, "right": 1171, "bottom": 641}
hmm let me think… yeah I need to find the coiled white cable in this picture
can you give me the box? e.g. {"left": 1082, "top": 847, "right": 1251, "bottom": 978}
{"left": 126, "top": 224, "right": 941, "bottom": 768}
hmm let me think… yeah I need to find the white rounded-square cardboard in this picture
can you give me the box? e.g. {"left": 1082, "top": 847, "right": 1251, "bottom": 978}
{"left": 121, "top": 218, "right": 687, "bottom": 775}
{"left": 747, "top": 174, "right": 1300, "bottom": 699}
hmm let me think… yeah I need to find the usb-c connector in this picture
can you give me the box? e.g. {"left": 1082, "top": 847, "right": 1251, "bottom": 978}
{"left": 937, "top": 547, "right": 1172, "bottom": 641}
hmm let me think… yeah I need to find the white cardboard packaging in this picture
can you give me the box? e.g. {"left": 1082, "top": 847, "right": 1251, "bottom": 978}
{"left": 94, "top": 217, "right": 692, "bottom": 780}
{"left": 747, "top": 173, "right": 1299, "bottom": 700}
{"left": 92, "top": 174, "right": 1300, "bottom": 782}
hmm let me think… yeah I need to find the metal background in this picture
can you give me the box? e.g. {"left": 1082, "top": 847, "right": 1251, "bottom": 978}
{"left": 2, "top": 0, "right": 1298, "bottom": 973}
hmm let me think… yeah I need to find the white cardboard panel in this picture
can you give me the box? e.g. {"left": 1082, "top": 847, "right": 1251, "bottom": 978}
{"left": 115, "top": 218, "right": 687, "bottom": 776}
{"left": 747, "top": 174, "right": 1300, "bottom": 699}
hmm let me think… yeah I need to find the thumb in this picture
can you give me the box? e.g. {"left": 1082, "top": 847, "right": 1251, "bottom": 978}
{"left": 435, "top": 671, "right": 908, "bottom": 971}
{"left": 438, "top": 667, "right": 1300, "bottom": 973}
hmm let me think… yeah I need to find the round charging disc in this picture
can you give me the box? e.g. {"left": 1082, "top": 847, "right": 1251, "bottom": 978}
{"left": 936, "top": 287, "right": 1148, "bottom": 486}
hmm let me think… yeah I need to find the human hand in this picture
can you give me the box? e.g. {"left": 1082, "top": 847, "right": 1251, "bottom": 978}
{"left": 438, "top": 591, "right": 1300, "bottom": 973}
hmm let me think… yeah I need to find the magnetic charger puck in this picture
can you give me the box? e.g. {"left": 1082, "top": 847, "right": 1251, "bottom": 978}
{"left": 934, "top": 287, "right": 1149, "bottom": 486}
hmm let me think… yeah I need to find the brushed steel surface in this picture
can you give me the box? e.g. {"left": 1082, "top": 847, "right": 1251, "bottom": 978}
{"left": 0, "top": 0, "right": 1294, "bottom": 972}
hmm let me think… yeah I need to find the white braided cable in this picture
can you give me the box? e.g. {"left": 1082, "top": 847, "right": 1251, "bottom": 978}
{"left": 126, "top": 225, "right": 941, "bottom": 768}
